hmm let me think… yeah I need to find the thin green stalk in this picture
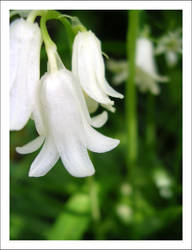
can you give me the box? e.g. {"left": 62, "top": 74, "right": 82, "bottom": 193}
{"left": 126, "top": 10, "right": 139, "bottom": 170}
{"left": 40, "top": 10, "right": 85, "bottom": 55}
{"left": 88, "top": 176, "right": 101, "bottom": 223}
{"left": 86, "top": 152, "right": 101, "bottom": 239}
{"left": 26, "top": 10, "right": 44, "bottom": 23}
{"left": 126, "top": 10, "right": 139, "bottom": 216}
{"left": 43, "top": 10, "right": 76, "bottom": 52}
{"left": 87, "top": 173, "right": 101, "bottom": 239}
{"left": 40, "top": 12, "right": 56, "bottom": 49}
{"left": 146, "top": 93, "right": 156, "bottom": 151}
{"left": 39, "top": 10, "right": 76, "bottom": 72}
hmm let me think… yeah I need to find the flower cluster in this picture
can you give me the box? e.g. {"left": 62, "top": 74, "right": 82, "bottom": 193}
{"left": 10, "top": 13, "right": 123, "bottom": 178}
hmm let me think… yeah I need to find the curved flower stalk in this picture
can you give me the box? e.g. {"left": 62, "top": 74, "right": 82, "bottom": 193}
{"left": 155, "top": 28, "right": 182, "bottom": 67}
{"left": 10, "top": 18, "right": 42, "bottom": 130}
{"left": 107, "top": 37, "right": 168, "bottom": 95}
{"left": 72, "top": 30, "right": 124, "bottom": 112}
{"left": 16, "top": 49, "right": 119, "bottom": 178}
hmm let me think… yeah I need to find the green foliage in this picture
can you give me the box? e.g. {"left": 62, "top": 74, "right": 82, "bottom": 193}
{"left": 46, "top": 193, "right": 91, "bottom": 240}
{"left": 10, "top": 10, "right": 182, "bottom": 240}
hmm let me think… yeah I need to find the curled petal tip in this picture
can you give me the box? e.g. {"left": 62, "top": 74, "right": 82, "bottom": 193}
{"left": 119, "top": 93, "right": 124, "bottom": 99}
{"left": 109, "top": 138, "right": 120, "bottom": 151}
{"left": 16, "top": 136, "right": 45, "bottom": 155}
{"left": 91, "top": 111, "right": 108, "bottom": 128}
{"left": 101, "top": 103, "right": 116, "bottom": 113}
{"left": 15, "top": 147, "right": 22, "bottom": 154}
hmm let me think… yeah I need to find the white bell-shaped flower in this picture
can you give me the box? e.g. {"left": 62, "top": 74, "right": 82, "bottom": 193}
{"left": 135, "top": 38, "right": 168, "bottom": 95}
{"left": 72, "top": 31, "right": 123, "bottom": 111}
{"left": 10, "top": 18, "right": 42, "bottom": 130}
{"left": 107, "top": 38, "right": 168, "bottom": 95}
{"left": 16, "top": 50, "right": 119, "bottom": 178}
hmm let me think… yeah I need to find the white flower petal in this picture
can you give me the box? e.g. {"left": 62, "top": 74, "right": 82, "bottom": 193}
{"left": 84, "top": 124, "right": 120, "bottom": 153}
{"left": 10, "top": 20, "right": 20, "bottom": 90}
{"left": 41, "top": 69, "right": 95, "bottom": 177}
{"left": 26, "top": 24, "right": 42, "bottom": 109}
{"left": 64, "top": 65, "right": 104, "bottom": 128}
{"left": 113, "top": 71, "right": 128, "bottom": 85}
{"left": 91, "top": 111, "right": 108, "bottom": 128}
{"left": 102, "top": 80, "right": 124, "bottom": 99}
{"left": 32, "top": 80, "right": 46, "bottom": 135}
{"left": 10, "top": 76, "right": 32, "bottom": 130}
{"left": 101, "top": 103, "right": 116, "bottom": 113}
{"left": 29, "top": 138, "right": 59, "bottom": 177}
{"left": 136, "top": 38, "right": 157, "bottom": 76}
{"left": 10, "top": 18, "right": 42, "bottom": 131}
{"left": 84, "top": 94, "right": 99, "bottom": 114}
{"left": 88, "top": 37, "right": 124, "bottom": 99}
{"left": 135, "top": 38, "right": 168, "bottom": 95}
{"left": 151, "top": 73, "right": 169, "bottom": 83}
{"left": 58, "top": 137, "right": 95, "bottom": 178}
{"left": 72, "top": 31, "right": 114, "bottom": 105}
{"left": 50, "top": 50, "right": 99, "bottom": 129}
{"left": 165, "top": 51, "right": 178, "bottom": 67}
{"left": 69, "top": 75, "right": 95, "bottom": 126}
{"left": 16, "top": 136, "right": 45, "bottom": 154}
{"left": 150, "top": 83, "right": 160, "bottom": 95}
{"left": 40, "top": 61, "right": 120, "bottom": 177}
{"left": 72, "top": 74, "right": 108, "bottom": 128}
{"left": 78, "top": 48, "right": 113, "bottom": 104}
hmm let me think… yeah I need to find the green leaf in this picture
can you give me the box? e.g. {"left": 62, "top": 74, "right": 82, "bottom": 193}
{"left": 46, "top": 193, "right": 91, "bottom": 240}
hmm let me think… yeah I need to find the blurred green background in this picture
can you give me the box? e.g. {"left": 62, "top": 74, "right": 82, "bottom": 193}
{"left": 10, "top": 10, "right": 182, "bottom": 240}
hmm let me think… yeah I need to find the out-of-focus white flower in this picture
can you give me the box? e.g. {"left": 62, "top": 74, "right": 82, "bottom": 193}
{"left": 10, "top": 18, "right": 42, "bottom": 130}
{"left": 116, "top": 204, "right": 132, "bottom": 223}
{"left": 72, "top": 31, "right": 123, "bottom": 112}
{"left": 155, "top": 29, "right": 182, "bottom": 67}
{"left": 107, "top": 38, "right": 168, "bottom": 95}
{"left": 135, "top": 38, "right": 168, "bottom": 95}
{"left": 153, "top": 168, "right": 173, "bottom": 199}
{"left": 107, "top": 60, "right": 128, "bottom": 86}
{"left": 16, "top": 50, "right": 119, "bottom": 178}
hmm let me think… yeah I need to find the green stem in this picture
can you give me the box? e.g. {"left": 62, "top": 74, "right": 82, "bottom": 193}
{"left": 40, "top": 12, "right": 56, "bottom": 49}
{"left": 86, "top": 151, "right": 101, "bottom": 239}
{"left": 39, "top": 10, "right": 84, "bottom": 72}
{"left": 26, "top": 10, "right": 44, "bottom": 23}
{"left": 88, "top": 176, "right": 100, "bottom": 223}
{"left": 126, "top": 10, "right": 139, "bottom": 169}
{"left": 146, "top": 93, "right": 156, "bottom": 151}
{"left": 40, "top": 12, "right": 57, "bottom": 73}
{"left": 126, "top": 10, "right": 139, "bottom": 216}
{"left": 44, "top": 10, "right": 76, "bottom": 52}
{"left": 40, "top": 10, "right": 83, "bottom": 54}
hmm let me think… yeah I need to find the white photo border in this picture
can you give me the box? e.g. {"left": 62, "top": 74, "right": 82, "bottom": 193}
{"left": 1, "top": 1, "right": 191, "bottom": 249}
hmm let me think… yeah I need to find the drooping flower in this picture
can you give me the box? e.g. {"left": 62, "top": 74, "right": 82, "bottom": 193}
{"left": 108, "top": 38, "right": 168, "bottom": 95}
{"left": 16, "top": 50, "right": 119, "bottom": 178}
{"left": 10, "top": 18, "right": 42, "bottom": 130}
{"left": 72, "top": 30, "right": 123, "bottom": 112}
{"left": 134, "top": 37, "right": 168, "bottom": 95}
{"left": 155, "top": 28, "right": 182, "bottom": 67}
